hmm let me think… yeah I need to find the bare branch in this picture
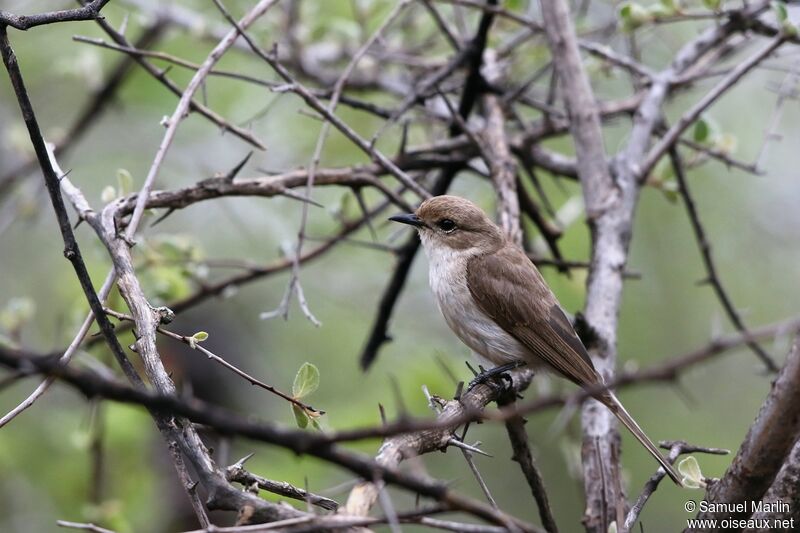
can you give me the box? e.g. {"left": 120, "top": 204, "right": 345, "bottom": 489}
{"left": 0, "top": 0, "right": 110, "bottom": 31}
{"left": 497, "top": 393, "right": 559, "bottom": 533}
{"left": 749, "top": 438, "right": 800, "bottom": 525}
{"left": 226, "top": 458, "right": 339, "bottom": 511}
{"left": 540, "top": 2, "right": 624, "bottom": 529}
{"left": 91, "top": 16, "right": 266, "bottom": 149}
{"left": 622, "top": 441, "right": 728, "bottom": 532}
{"left": 696, "top": 332, "right": 800, "bottom": 522}
{"left": 0, "top": 347, "right": 538, "bottom": 531}
{"left": 359, "top": 0, "right": 499, "bottom": 369}
{"left": 642, "top": 37, "right": 784, "bottom": 180}
{"left": 669, "top": 147, "right": 778, "bottom": 371}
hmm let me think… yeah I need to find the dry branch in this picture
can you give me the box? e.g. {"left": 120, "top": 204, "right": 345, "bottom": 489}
{"left": 540, "top": 2, "right": 624, "bottom": 530}
{"left": 695, "top": 333, "right": 800, "bottom": 523}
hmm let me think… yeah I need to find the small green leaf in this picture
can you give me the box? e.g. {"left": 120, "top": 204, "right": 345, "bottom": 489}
{"left": 117, "top": 168, "right": 134, "bottom": 196}
{"left": 660, "top": 181, "right": 679, "bottom": 204}
{"left": 693, "top": 118, "right": 710, "bottom": 143}
{"left": 292, "top": 362, "right": 320, "bottom": 399}
{"left": 619, "top": 2, "right": 651, "bottom": 31}
{"left": 188, "top": 331, "right": 208, "bottom": 350}
{"left": 692, "top": 115, "right": 719, "bottom": 145}
{"left": 292, "top": 405, "right": 309, "bottom": 428}
{"left": 772, "top": 1, "right": 788, "bottom": 22}
{"left": 101, "top": 185, "right": 117, "bottom": 203}
{"left": 678, "top": 456, "right": 706, "bottom": 489}
{"left": 703, "top": 0, "right": 721, "bottom": 10}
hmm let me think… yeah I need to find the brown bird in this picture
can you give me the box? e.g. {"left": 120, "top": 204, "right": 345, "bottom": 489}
{"left": 389, "top": 194, "right": 682, "bottom": 485}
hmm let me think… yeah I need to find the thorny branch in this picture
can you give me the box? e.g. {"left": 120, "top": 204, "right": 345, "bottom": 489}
{"left": 1, "top": 0, "right": 799, "bottom": 531}
{"left": 669, "top": 147, "right": 778, "bottom": 372}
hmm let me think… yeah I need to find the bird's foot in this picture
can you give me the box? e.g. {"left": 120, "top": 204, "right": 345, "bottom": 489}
{"left": 466, "top": 360, "right": 527, "bottom": 394}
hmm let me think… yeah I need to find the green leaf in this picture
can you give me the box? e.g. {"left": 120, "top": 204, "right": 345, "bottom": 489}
{"left": 101, "top": 185, "right": 117, "bottom": 203}
{"left": 619, "top": 2, "right": 651, "bottom": 31}
{"left": 693, "top": 118, "right": 710, "bottom": 143}
{"left": 292, "top": 405, "right": 309, "bottom": 428}
{"left": 692, "top": 115, "right": 720, "bottom": 145}
{"left": 292, "top": 362, "right": 320, "bottom": 399}
{"left": 188, "top": 331, "right": 208, "bottom": 349}
{"left": 703, "top": 0, "right": 721, "bottom": 10}
{"left": 116, "top": 168, "right": 134, "bottom": 196}
{"left": 678, "top": 456, "right": 706, "bottom": 489}
{"left": 772, "top": 1, "right": 788, "bottom": 22}
{"left": 660, "top": 181, "right": 679, "bottom": 204}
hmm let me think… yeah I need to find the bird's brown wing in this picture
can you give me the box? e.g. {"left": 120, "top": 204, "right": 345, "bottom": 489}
{"left": 466, "top": 246, "right": 601, "bottom": 387}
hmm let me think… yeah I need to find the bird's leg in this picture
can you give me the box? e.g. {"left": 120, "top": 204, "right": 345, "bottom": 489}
{"left": 466, "top": 360, "right": 527, "bottom": 393}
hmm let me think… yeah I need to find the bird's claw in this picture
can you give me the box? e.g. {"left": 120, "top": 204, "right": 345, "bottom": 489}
{"left": 466, "top": 360, "right": 526, "bottom": 393}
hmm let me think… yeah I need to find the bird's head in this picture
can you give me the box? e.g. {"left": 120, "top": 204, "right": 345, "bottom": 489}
{"left": 389, "top": 195, "right": 503, "bottom": 253}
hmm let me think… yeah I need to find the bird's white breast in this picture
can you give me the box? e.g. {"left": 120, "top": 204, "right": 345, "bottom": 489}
{"left": 421, "top": 239, "right": 529, "bottom": 365}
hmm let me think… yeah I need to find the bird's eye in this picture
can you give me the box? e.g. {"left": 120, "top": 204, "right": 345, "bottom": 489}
{"left": 437, "top": 219, "right": 457, "bottom": 233}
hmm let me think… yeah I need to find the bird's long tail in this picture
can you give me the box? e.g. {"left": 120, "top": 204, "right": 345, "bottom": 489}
{"left": 600, "top": 393, "right": 683, "bottom": 486}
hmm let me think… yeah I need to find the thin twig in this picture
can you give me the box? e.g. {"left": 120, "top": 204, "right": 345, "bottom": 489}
{"left": 622, "top": 440, "right": 728, "bottom": 532}
{"left": 103, "top": 307, "right": 323, "bottom": 415}
{"left": 226, "top": 456, "right": 339, "bottom": 511}
{"left": 0, "top": 23, "right": 166, "bottom": 203}
{"left": 0, "top": 0, "right": 110, "bottom": 30}
{"left": 213, "top": 0, "right": 430, "bottom": 200}
{"left": 91, "top": 16, "right": 265, "bottom": 149}
{"left": 496, "top": 393, "right": 559, "bottom": 533}
{"left": 56, "top": 521, "right": 116, "bottom": 533}
{"left": 642, "top": 37, "right": 785, "bottom": 180}
{"left": 669, "top": 147, "right": 778, "bottom": 372}
{"left": 255, "top": 0, "right": 412, "bottom": 325}
{"left": 359, "top": 0, "right": 499, "bottom": 369}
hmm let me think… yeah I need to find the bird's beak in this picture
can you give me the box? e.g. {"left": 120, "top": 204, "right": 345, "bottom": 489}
{"left": 388, "top": 213, "right": 425, "bottom": 228}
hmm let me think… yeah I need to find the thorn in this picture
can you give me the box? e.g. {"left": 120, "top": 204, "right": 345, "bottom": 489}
{"left": 454, "top": 381, "right": 464, "bottom": 401}
{"left": 447, "top": 437, "right": 493, "bottom": 457}
{"left": 232, "top": 452, "right": 256, "bottom": 468}
{"left": 352, "top": 186, "right": 377, "bottom": 241}
{"left": 223, "top": 151, "right": 253, "bottom": 182}
{"left": 150, "top": 208, "right": 176, "bottom": 228}
{"left": 389, "top": 375, "right": 407, "bottom": 417}
{"left": 278, "top": 187, "right": 324, "bottom": 207}
{"left": 57, "top": 168, "right": 73, "bottom": 182}
{"left": 397, "top": 120, "right": 410, "bottom": 158}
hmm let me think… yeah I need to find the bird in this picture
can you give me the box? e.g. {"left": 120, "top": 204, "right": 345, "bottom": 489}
{"left": 388, "top": 194, "right": 682, "bottom": 485}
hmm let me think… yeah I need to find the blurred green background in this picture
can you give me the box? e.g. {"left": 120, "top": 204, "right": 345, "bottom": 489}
{"left": 1, "top": 1, "right": 799, "bottom": 531}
